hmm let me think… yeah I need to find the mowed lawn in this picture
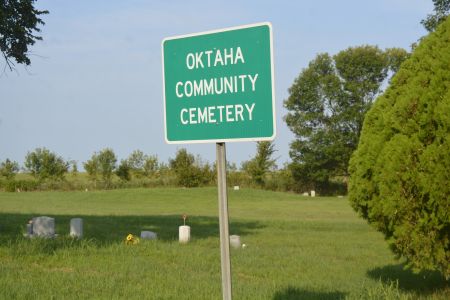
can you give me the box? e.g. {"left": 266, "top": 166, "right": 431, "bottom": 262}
{"left": 0, "top": 188, "right": 448, "bottom": 299}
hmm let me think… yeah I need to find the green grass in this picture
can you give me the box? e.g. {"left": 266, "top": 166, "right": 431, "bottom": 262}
{"left": 0, "top": 188, "right": 448, "bottom": 299}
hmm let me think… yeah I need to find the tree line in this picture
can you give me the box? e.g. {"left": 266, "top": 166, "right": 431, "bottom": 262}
{"left": 0, "top": 143, "right": 284, "bottom": 192}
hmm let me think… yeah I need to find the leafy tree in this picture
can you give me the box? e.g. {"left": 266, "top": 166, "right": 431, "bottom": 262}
{"left": 169, "top": 148, "right": 204, "bottom": 187}
{"left": 242, "top": 141, "right": 276, "bottom": 186}
{"left": 69, "top": 160, "right": 78, "bottom": 177}
{"left": 84, "top": 148, "right": 117, "bottom": 187}
{"left": 83, "top": 156, "right": 99, "bottom": 184}
{"left": 284, "top": 45, "right": 408, "bottom": 193}
{"left": 0, "top": 0, "right": 48, "bottom": 70}
{"left": 127, "top": 150, "right": 145, "bottom": 177}
{"left": 0, "top": 158, "right": 19, "bottom": 180}
{"left": 116, "top": 160, "right": 131, "bottom": 182}
{"left": 349, "top": 18, "right": 450, "bottom": 278}
{"left": 143, "top": 155, "right": 159, "bottom": 177}
{"left": 227, "top": 162, "right": 237, "bottom": 172}
{"left": 96, "top": 148, "right": 117, "bottom": 186}
{"left": 421, "top": 0, "right": 450, "bottom": 32}
{"left": 126, "top": 150, "right": 159, "bottom": 178}
{"left": 24, "top": 148, "right": 68, "bottom": 181}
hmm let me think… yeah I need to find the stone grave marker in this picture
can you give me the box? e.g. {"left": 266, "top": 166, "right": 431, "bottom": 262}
{"left": 32, "top": 216, "right": 55, "bottom": 238}
{"left": 140, "top": 231, "right": 157, "bottom": 240}
{"left": 70, "top": 218, "right": 83, "bottom": 238}
{"left": 230, "top": 235, "right": 241, "bottom": 249}
{"left": 179, "top": 225, "right": 190, "bottom": 243}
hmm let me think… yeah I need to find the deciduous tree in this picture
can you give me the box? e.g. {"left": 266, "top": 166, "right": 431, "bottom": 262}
{"left": 169, "top": 148, "right": 204, "bottom": 187}
{"left": 421, "top": 0, "right": 450, "bottom": 32}
{"left": 0, "top": 158, "right": 19, "bottom": 180}
{"left": 84, "top": 148, "right": 117, "bottom": 187}
{"left": 24, "top": 148, "right": 68, "bottom": 181}
{"left": 116, "top": 160, "right": 131, "bottom": 182}
{"left": 0, "top": 0, "right": 48, "bottom": 70}
{"left": 284, "top": 45, "right": 408, "bottom": 193}
{"left": 242, "top": 141, "right": 276, "bottom": 186}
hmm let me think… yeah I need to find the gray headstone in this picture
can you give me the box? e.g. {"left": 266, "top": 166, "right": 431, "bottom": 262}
{"left": 32, "top": 216, "right": 55, "bottom": 237}
{"left": 140, "top": 231, "right": 157, "bottom": 240}
{"left": 70, "top": 218, "right": 83, "bottom": 238}
{"left": 230, "top": 235, "right": 241, "bottom": 249}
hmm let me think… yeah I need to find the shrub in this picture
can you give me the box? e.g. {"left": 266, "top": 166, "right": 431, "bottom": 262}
{"left": 116, "top": 160, "right": 131, "bottom": 182}
{"left": 4, "top": 180, "right": 39, "bottom": 192}
{"left": 24, "top": 148, "right": 69, "bottom": 181}
{"left": 349, "top": 18, "right": 450, "bottom": 278}
{"left": 0, "top": 159, "right": 19, "bottom": 180}
{"left": 84, "top": 148, "right": 117, "bottom": 187}
{"left": 169, "top": 149, "right": 204, "bottom": 187}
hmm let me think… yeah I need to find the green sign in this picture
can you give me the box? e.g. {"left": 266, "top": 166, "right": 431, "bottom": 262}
{"left": 162, "top": 22, "right": 275, "bottom": 144}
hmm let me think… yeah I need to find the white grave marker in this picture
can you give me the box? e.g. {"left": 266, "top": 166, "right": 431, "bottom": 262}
{"left": 70, "top": 218, "right": 83, "bottom": 238}
{"left": 179, "top": 225, "right": 190, "bottom": 243}
{"left": 229, "top": 235, "right": 241, "bottom": 249}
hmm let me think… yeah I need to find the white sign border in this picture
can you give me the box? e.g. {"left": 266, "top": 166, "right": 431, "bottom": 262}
{"left": 161, "top": 22, "right": 276, "bottom": 144}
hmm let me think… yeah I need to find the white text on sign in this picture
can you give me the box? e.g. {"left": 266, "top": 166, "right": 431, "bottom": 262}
{"left": 176, "top": 47, "right": 258, "bottom": 125}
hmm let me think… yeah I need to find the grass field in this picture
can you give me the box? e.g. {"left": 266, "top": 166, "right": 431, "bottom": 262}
{"left": 0, "top": 188, "right": 448, "bottom": 299}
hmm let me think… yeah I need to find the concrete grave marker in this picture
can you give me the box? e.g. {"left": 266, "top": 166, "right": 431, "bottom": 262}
{"left": 32, "top": 216, "right": 55, "bottom": 238}
{"left": 70, "top": 218, "right": 83, "bottom": 238}
{"left": 229, "top": 235, "right": 241, "bottom": 249}
{"left": 141, "top": 231, "right": 157, "bottom": 240}
{"left": 179, "top": 225, "right": 190, "bottom": 243}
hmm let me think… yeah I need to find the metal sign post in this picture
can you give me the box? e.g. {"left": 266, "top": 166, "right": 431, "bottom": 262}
{"left": 216, "top": 142, "right": 232, "bottom": 300}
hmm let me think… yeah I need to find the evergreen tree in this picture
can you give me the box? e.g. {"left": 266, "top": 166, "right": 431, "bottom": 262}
{"left": 349, "top": 18, "right": 450, "bottom": 278}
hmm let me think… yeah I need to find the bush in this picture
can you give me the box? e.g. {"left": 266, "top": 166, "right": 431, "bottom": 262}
{"left": 24, "top": 148, "right": 69, "bottom": 181}
{"left": 4, "top": 180, "right": 39, "bottom": 192}
{"left": 84, "top": 148, "right": 117, "bottom": 188}
{"left": 0, "top": 159, "right": 19, "bottom": 180}
{"left": 264, "top": 169, "right": 295, "bottom": 192}
{"left": 169, "top": 149, "right": 212, "bottom": 187}
{"left": 116, "top": 160, "right": 131, "bottom": 182}
{"left": 349, "top": 18, "right": 450, "bottom": 278}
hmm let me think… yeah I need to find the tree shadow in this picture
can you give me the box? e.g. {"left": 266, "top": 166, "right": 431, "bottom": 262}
{"left": 367, "top": 264, "right": 449, "bottom": 295}
{"left": 0, "top": 212, "right": 264, "bottom": 247}
{"left": 273, "top": 286, "right": 346, "bottom": 300}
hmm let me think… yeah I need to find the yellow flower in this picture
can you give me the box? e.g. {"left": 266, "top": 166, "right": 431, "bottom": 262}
{"left": 126, "top": 234, "right": 133, "bottom": 241}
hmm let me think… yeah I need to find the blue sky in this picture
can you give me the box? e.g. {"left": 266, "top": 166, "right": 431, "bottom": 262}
{"left": 0, "top": 0, "right": 432, "bottom": 169}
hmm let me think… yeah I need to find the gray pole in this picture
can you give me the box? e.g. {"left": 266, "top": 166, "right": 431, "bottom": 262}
{"left": 216, "top": 142, "right": 232, "bottom": 300}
